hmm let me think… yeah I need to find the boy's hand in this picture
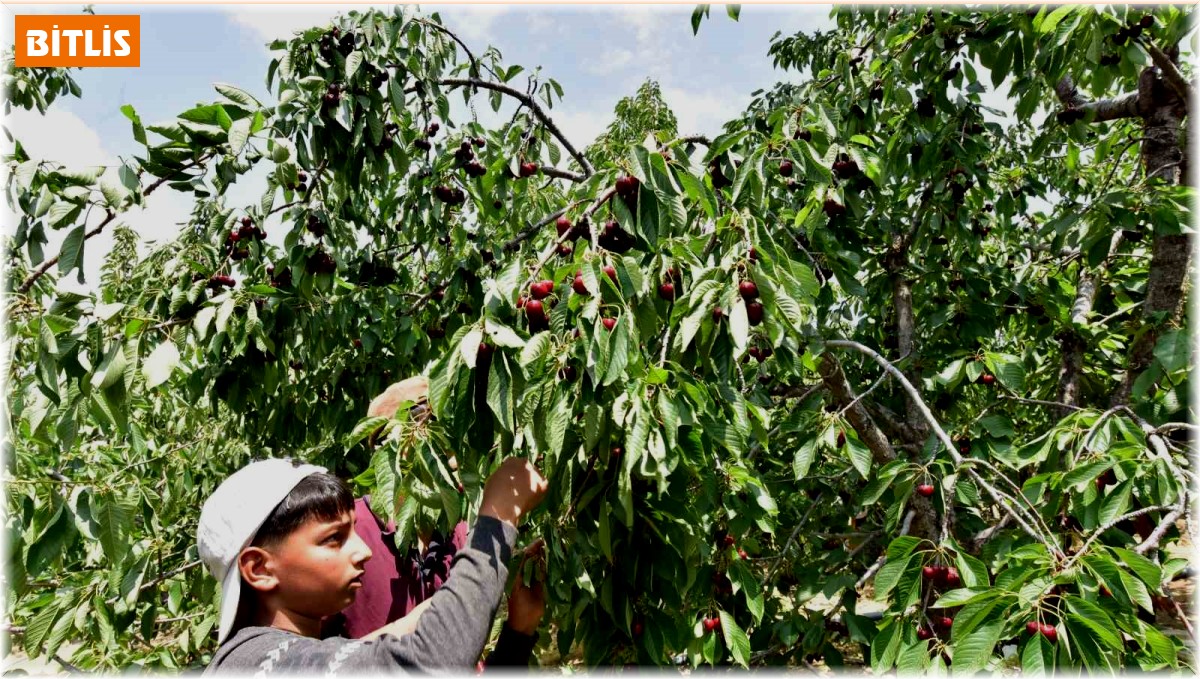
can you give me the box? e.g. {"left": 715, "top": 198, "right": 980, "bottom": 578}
{"left": 368, "top": 376, "right": 429, "bottom": 419}
{"left": 480, "top": 458, "right": 548, "bottom": 528}
{"left": 507, "top": 540, "right": 546, "bottom": 635}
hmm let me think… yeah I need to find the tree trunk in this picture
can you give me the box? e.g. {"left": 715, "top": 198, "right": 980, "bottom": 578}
{"left": 1112, "top": 64, "right": 1191, "bottom": 405}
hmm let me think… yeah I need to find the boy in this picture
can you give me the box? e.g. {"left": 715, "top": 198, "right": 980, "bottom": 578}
{"left": 197, "top": 455, "right": 547, "bottom": 674}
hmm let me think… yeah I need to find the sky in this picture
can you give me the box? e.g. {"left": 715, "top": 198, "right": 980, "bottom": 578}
{"left": 2, "top": 3, "right": 837, "bottom": 292}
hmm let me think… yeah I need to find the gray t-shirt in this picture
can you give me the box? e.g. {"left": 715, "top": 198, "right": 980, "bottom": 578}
{"left": 204, "top": 515, "right": 518, "bottom": 675}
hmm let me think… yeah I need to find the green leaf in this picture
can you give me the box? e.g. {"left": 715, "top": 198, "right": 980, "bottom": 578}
{"left": 729, "top": 298, "right": 749, "bottom": 352}
{"left": 228, "top": 116, "right": 252, "bottom": 155}
{"left": 1153, "top": 330, "right": 1188, "bottom": 373}
{"left": 951, "top": 618, "right": 1002, "bottom": 675}
{"left": 142, "top": 340, "right": 180, "bottom": 388}
{"left": 874, "top": 553, "right": 914, "bottom": 597}
{"left": 718, "top": 610, "right": 751, "bottom": 667}
{"left": 345, "top": 50, "right": 363, "bottom": 79}
{"left": 690, "top": 4, "right": 708, "bottom": 35}
{"left": 23, "top": 602, "right": 61, "bottom": 658}
{"left": 1065, "top": 596, "right": 1123, "bottom": 650}
{"left": 1109, "top": 547, "right": 1162, "bottom": 588}
{"left": 870, "top": 620, "right": 902, "bottom": 673}
{"left": 954, "top": 551, "right": 990, "bottom": 588}
{"left": 57, "top": 225, "right": 86, "bottom": 279}
{"left": 1021, "top": 633, "right": 1055, "bottom": 674}
{"left": 725, "top": 4, "right": 741, "bottom": 20}
{"left": 793, "top": 439, "right": 817, "bottom": 480}
{"left": 214, "top": 82, "right": 262, "bottom": 108}
{"left": 92, "top": 495, "right": 131, "bottom": 564}
{"left": 845, "top": 437, "right": 872, "bottom": 478}
{"left": 121, "top": 104, "right": 147, "bottom": 146}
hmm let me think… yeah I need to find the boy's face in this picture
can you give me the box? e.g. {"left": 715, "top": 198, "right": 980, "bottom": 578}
{"left": 264, "top": 511, "right": 372, "bottom": 620}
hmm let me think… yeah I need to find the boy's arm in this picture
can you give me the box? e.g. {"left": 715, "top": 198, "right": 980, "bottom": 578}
{"left": 362, "top": 514, "right": 518, "bottom": 669}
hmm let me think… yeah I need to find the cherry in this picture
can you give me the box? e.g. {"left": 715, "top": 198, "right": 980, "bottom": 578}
{"left": 837, "top": 431, "right": 846, "bottom": 448}
{"left": 525, "top": 299, "right": 545, "bottom": 321}
{"left": 572, "top": 273, "right": 588, "bottom": 295}
{"left": 477, "top": 342, "right": 493, "bottom": 361}
{"left": 737, "top": 548, "right": 748, "bottom": 560}
{"left": 739, "top": 280, "right": 759, "bottom": 300}
{"left": 943, "top": 567, "right": 961, "bottom": 588}
{"left": 979, "top": 373, "right": 996, "bottom": 385}
{"left": 922, "top": 566, "right": 938, "bottom": 580}
{"left": 555, "top": 216, "right": 573, "bottom": 237}
{"left": 658, "top": 282, "right": 676, "bottom": 301}
{"left": 1040, "top": 623, "right": 1058, "bottom": 644}
{"left": 746, "top": 302, "right": 764, "bottom": 326}
{"left": 632, "top": 621, "right": 643, "bottom": 636}
{"left": 603, "top": 265, "right": 618, "bottom": 282}
{"left": 1026, "top": 621, "right": 1041, "bottom": 636}
{"left": 917, "top": 627, "right": 934, "bottom": 641}
{"left": 712, "top": 307, "right": 724, "bottom": 322}
{"left": 779, "top": 160, "right": 794, "bottom": 177}
{"left": 722, "top": 534, "right": 736, "bottom": 548}
{"left": 602, "top": 317, "right": 617, "bottom": 331}
{"left": 516, "top": 295, "right": 527, "bottom": 310}
{"left": 519, "top": 162, "right": 538, "bottom": 177}
{"left": 611, "top": 446, "right": 622, "bottom": 459}
{"left": 935, "top": 616, "right": 953, "bottom": 630}
{"left": 530, "top": 280, "right": 555, "bottom": 300}
{"left": 916, "top": 484, "right": 936, "bottom": 497}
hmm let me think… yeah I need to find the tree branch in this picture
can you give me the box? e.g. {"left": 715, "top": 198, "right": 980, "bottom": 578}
{"left": 818, "top": 353, "right": 895, "bottom": 464}
{"left": 825, "top": 340, "right": 1064, "bottom": 558}
{"left": 1055, "top": 76, "right": 1140, "bottom": 122}
{"left": 16, "top": 210, "right": 116, "bottom": 295}
{"left": 1139, "top": 39, "right": 1192, "bottom": 105}
{"left": 440, "top": 77, "right": 595, "bottom": 177}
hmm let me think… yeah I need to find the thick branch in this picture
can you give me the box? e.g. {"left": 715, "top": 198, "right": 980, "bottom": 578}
{"left": 440, "top": 77, "right": 594, "bottom": 177}
{"left": 817, "top": 353, "right": 895, "bottom": 464}
{"left": 1055, "top": 76, "right": 1140, "bottom": 122}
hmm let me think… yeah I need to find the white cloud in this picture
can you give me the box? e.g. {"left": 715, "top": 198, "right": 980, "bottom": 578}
{"left": 581, "top": 47, "right": 635, "bottom": 77}
{"left": 660, "top": 85, "right": 746, "bottom": 138}
{"left": 547, "top": 107, "right": 611, "bottom": 157}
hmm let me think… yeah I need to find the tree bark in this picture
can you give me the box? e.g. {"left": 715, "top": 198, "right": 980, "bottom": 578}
{"left": 1112, "top": 64, "right": 1191, "bottom": 405}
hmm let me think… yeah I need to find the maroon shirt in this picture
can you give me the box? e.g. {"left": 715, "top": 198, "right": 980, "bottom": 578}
{"left": 326, "top": 497, "right": 469, "bottom": 638}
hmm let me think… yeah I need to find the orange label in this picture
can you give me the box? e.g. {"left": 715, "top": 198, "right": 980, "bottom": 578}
{"left": 14, "top": 15, "right": 139, "bottom": 67}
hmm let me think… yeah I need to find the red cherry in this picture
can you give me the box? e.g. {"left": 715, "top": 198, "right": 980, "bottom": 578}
{"left": 916, "top": 483, "right": 936, "bottom": 497}
{"left": 746, "top": 302, "right": 764, "bottom": 326}
{"left": 917, "top": 627, "right": 934, "bottom": 640}
{"left": 922, "top": 566, "right": 937, "bottom": 580}
{"left": 477, "top": 342, "right": 493, "bottom": 360}
{"left": 525, "top": 299, "right": 545, "bottom": 320}
{"left": 980, "top": 373, "right": 995, "bottom": 385}
{"left": 748, "top": 247, "right": 759, "bottom": 262}
{"left": 658, "top": 282, "right": 676, "bottom": 301}
{"left": 555, "top": 216, "right": 573, "bottom": 237}
{"left": 530, "top": 279, "right": 554, "bottom": 300}
{"left": 611, "top": 446, "right": 622, "bottom": 458}
{"left": 837, "top": 431, "right": 846, "bottom": 448}
{"left": 737, "top": 548, "right": 748, "bottom": 560}
{"left": 353, "top": 338, "right": 363, "bottom": 349}
{"left": 722, "top": 534, "right": 736, "bottom": 548}
{"left": 1040, "top": 623, "right": 1057, "bottom": 643}
{"left": 573, "top": 275, "right": 588, "bottom": 295}
{"left": 943, "top": 567, "right": 961, "bottom": 587}
{"left": 603, "top": 265, "right": 618, "bottom": 282}
{"left": 632, "top": 621, "right": 643, "bottom": 636}
{"left": 779, "top": 160, "right": 794, "bottom": 177}
{"left": 1026, "top": 621, "right": 1041, "bottom": 636}
{"left": 516, "top": 295, "right": 527, "bottom": 309}
{"left": 935, "top": 616, "right": 953, "bottom": 630}
{"left": 738, "top": 280, "right": 759, "bottom": 300}
{"left": 712, "top": 307, "right": 724, "bottom": 321}
{"left": 229, "top": 229, "right": 242, "bottom": 243}
{"left": 602, "top": 317, "right": 617, "bottom": 331}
